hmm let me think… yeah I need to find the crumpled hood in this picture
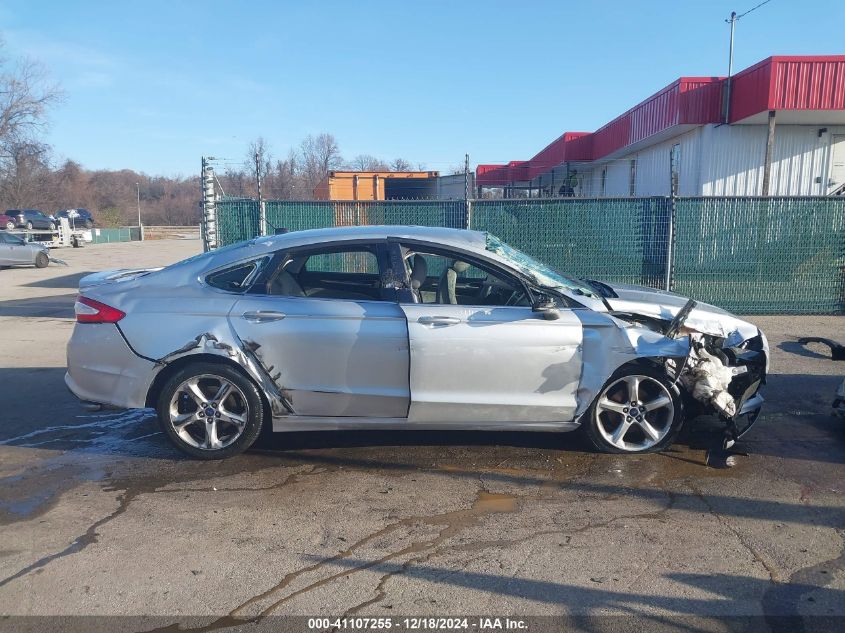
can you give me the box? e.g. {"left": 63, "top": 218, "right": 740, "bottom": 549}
{"left": 604, "top": 282, "right": 759, "bottom": 343}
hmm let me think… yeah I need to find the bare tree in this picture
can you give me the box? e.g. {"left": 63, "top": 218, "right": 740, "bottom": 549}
{"left": 390, "top": 158, "right": 414, "bottom": 172}
{"left": 0, "top": 40, "right": 63, "bottom": 154}
{"left": 348, "top": 154, "right": 390, "bottom": 171}
{"left": 300, "top": 133, "right": 342, "bottom": 195}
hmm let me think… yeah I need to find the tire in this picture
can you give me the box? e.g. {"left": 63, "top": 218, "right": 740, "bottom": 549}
{"left": 49, "top": 223, "right": 56, "bottom": 231}
{"left": 84, "top": 220, "right": 93, "bottom": 229}
{"left": 34, "top": 251, "right": 49, "bottom": 268}
{"left": 4, "top": 222, "right": 13, "bottom": 230}
{"left": 582, "top": 364, "right": 684, "bottom": 454}
{"left": 25, "top": 221, "right": 33, "bottom": 230}
{"left": 156, "top": 362, "right": 265, "bottom": 460}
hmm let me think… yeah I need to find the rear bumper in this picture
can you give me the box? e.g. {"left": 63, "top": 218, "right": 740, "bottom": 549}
{"left": 65, "top": 323, "right": 157, "bottom": 409}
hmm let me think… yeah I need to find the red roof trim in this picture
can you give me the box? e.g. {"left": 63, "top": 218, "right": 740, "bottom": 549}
{"left": 480, "top": 55, "right": 845, "bottom": 183}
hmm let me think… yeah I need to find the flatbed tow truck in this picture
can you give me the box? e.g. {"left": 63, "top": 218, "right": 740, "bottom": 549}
{"left": 8, "top": 218, "right": 93, "bottom": 249}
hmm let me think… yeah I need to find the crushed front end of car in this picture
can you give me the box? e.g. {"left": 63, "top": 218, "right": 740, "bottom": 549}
{"left": 601, "top": 284, "right": 769, "bottom": 447}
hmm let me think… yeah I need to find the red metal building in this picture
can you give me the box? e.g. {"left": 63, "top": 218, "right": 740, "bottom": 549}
{"left": 478, "top": 56, "right": 845, "bottom": 197}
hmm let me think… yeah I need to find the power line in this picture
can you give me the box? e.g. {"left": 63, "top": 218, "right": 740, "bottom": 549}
{"left": 735, "top": 0, "right": 773, "bottom": 20}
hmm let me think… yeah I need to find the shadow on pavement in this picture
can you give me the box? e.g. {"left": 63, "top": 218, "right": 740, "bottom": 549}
{"left": 21, "top": 272, "right": 94, "bottom": 289}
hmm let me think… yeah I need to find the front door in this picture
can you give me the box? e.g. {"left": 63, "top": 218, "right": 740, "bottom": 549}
{"left": 229, "top": 242, "right": 410, "bottom": 418}
{"left": 395, "top": 245, "right": 583, "bottom": 427}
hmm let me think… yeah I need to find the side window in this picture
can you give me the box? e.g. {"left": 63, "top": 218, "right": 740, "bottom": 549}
{"left": 206, "top": 257, "right": 267, "bottom": 292}
{"left": 266, "top": 244, "right": 387, "bottom": 302}
{"left": 402, "top": 249, "right": 529, "bottom": 307}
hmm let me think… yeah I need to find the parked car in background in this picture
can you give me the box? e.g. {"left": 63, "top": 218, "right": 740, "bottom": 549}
{"left": 0, "top": 214, "right": 15, "bottom": 230}
{"left": 7, "top": 210, "right": 56, "bottom": 231}
{"left": 0, "top": 231, "right": 50, "bottom": 267}
{"left": 55, "top": 208, "right": 95, "bottom": 229}
{"left": 65, "top": 225, "right": 768, "bottom": 460}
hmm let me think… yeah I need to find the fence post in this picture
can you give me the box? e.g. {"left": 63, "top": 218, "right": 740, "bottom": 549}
{"left": 255, "top": 152, "right": 267, "bottom": 236}
{"left": 664, "top": 195, "right": 676, "bottom": 292}
{"left": 201, "top": 156, "right": 217, "bottom": 251}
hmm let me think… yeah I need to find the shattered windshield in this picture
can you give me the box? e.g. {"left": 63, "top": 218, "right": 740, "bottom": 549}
{"left": 484, "top": 233, "right": 597, "bottom": 298}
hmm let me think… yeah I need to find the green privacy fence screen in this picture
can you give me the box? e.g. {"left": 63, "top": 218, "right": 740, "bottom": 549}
{"left": 213, "top": 196, "right": 845, "bottom": 314}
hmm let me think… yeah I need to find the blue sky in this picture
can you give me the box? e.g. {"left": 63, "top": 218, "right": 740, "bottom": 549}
{"left": 2, "top": 0, "right": 843, "bottom": 176}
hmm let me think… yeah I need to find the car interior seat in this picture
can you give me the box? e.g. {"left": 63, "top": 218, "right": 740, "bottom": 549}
{"left": 437, "top": 260, "right": 470, "bottom": 304}
{"left": 409, "top": 254, "right": 427, "bottom": 302}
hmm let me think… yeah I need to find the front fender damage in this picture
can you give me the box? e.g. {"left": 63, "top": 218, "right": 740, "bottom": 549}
{"left": 605, "top": 298, "right": 768, "bottom": 434}
{"left": 154, "top": 330, "right": 294, "bottom": 416}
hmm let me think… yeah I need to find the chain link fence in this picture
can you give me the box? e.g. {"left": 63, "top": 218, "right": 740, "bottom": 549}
{"left": 210, "top": 196, "right": 845, "bottom": 314}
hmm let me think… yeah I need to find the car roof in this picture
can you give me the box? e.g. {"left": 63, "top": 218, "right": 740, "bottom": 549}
{"left": 182, "top": 225, "right": 490, "bottom": 273}
{"left": 258, "top": 225, "right": 487, "bottom": 250}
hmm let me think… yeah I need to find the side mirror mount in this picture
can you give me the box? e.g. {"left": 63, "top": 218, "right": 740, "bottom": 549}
{"left": 532, "top": 296, "right": 560, "bottom": 320}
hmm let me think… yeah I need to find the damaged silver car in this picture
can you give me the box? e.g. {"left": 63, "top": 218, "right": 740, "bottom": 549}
{"left": 65, "top": 226, "right": 769, "bottom": 459}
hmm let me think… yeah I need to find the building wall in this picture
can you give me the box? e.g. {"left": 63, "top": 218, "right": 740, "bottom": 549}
{"left": 574, "top": 124, "right": 845, "bottom": 197}
{"left": 578, "top": 128, "right": 703, "bottom": 197}
{"left": 700, "top": 124, "right": 845, "bottom": 196}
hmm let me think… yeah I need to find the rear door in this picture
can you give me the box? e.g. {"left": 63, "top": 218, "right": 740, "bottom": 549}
{"left": 229, "top": 241, "right": 410, "bottom": 418}
{"left": 393, "top": 243, "right": 583, "bottom": 426}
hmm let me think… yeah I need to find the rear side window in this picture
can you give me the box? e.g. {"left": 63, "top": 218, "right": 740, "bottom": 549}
{"left": 206, "top": 257, "right": 268, "bottom": 292}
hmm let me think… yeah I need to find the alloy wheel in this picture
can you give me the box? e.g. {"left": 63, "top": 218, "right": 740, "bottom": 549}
{"left": 594, "top": 374, "right": 675, "bottom": 452}
{"left": 168, "top": 374, "right": 249, "bottom": 450}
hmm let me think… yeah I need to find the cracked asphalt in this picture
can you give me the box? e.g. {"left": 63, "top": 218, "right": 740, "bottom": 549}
{"left": 0, "top": 239, "right": 843, "bottom": 629}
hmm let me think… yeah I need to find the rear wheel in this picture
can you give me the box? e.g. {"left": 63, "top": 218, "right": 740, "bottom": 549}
{"left": 4, "top": 221, "right": 13, "bottom": 230}
{"left": 156, "top": 362, "right": 264, "bottom": 460}
{"left": 583, "top": 366, "right": 684, "bottom": 454}
{"left": 34, "top": 252, "right": 49, "bottom": 268}
{"left": 25, "top": 221, "right": 33, "bottom": 230}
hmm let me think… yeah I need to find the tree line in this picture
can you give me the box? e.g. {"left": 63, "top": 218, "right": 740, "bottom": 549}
{"left": 215, "top": 135, "right": 425, "bottom": 201}
{"left": 0, "top": 40, "right": 424, "bottom": 227}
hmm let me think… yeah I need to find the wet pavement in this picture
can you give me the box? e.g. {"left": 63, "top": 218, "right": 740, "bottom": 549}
{"left": 0, "top": 239, "right": 843, "bottom": 629}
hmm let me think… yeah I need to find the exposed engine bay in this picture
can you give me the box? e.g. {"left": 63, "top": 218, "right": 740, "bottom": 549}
{"left": 611, "top": 298, "right": 768, "bottom": 445}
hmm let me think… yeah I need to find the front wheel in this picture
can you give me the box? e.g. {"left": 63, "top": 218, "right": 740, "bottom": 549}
{"left": 25, "top": 221, "right": 33, "bottom": 230}
{"left": 34, "top": 252, "right": 49, "bottom": 268}
{"left": 4, "top": 221, "right": 13, "bottom": 230}
{"left": 583, "top": 366, "right": 684, "bottom": 454}
{"left": 157, "top": 362, "right": 265, "bottom": 459}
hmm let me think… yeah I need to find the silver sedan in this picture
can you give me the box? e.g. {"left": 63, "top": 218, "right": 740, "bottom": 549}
{"left": 0, "top": 232, "right": 50, "bottom": 268}
{"left": 65, "top": 226, "right": 769, "bottom": 459}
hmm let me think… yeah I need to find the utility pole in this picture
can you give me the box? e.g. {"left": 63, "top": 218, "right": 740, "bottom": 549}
{"left": 724, "top": 1, "right": 772, "bottom": 122}
{"left": 136, "top": 182, "right": 144, "bottom": 241}
{"left": 255, "top": 151, "right": 266, "bottom": 236}
{"left": 724, "top": 11, "right": 737, "bottom": 123}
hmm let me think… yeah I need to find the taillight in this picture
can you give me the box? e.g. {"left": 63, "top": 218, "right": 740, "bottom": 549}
{"left": 75, "top": 296, "right": 126, "bottom": 323}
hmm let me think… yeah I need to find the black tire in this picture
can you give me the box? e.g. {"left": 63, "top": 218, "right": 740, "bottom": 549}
{"left": 72, "top": 236, "right": 81, "bottom": 248}
{"left": 34, "top": 251, "right": 49, "bottom": 268}
{"left": 156, "top": 362, "right": 265, "bottom": 460}
{"left": 84, "top": 220, "right": 93, "bottom": 229}
{"left": 582, "top": 364, "right": 685, "bottom": 454}
{"left": 4, "top": 222, "right": 13, "bottom": 230}
{"left": 25, "top": 221, "right": 33, "bottom": 230}
{"left": 49, "top": 222, "right": 56, "bottom": 231}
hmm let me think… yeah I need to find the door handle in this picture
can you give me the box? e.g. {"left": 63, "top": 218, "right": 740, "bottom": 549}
{"left": 242, "top": 310, "right": 286, "bottom": 323}
{"left": 417, "top": 315, "right": 461, "bottom": 326}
